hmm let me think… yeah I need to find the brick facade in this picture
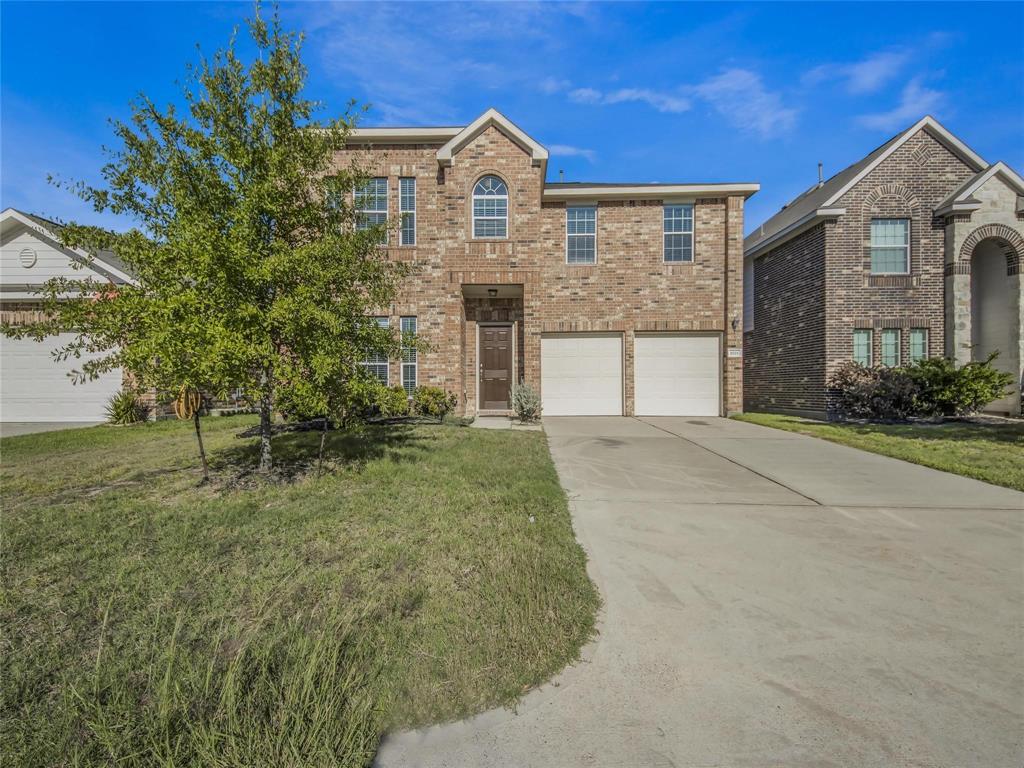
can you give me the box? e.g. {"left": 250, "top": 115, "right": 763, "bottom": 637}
{"left": 745, "top": 120, "right": 1024, "bottom": 418}
{"left": 340, "top": 118, "right": 749, "bottom": 416}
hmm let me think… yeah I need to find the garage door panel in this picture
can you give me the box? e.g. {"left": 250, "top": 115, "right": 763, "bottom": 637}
{"left": 2, "top": 335, "right": 121, "bottom": 422}
{"left": 635, "top": 334, "right": 721, "bottom": 416}
{"left": 541, "top": 334, "right": 622, "bottom": 416}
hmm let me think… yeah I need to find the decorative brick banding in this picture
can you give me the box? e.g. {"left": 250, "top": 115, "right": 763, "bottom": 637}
{"left": 958, "top": 223, "right": 1023, "bottom": 273}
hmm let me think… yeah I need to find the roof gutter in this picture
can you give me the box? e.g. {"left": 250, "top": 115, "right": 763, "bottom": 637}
{"left": 543, "top": 183, "right": 760, "bottom": 202}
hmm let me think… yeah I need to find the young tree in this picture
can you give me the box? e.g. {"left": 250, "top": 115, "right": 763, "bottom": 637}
{"left": 2, "top": 4, "right": 409, "bottom": 474}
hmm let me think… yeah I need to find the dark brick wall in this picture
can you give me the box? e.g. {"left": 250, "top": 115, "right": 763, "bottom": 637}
{"left": 744, "top": 223, "right": 827, "bottom": 415}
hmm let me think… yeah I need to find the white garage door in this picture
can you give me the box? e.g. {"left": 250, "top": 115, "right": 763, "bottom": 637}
{"left": 1, "top": 334, "right": 122, "bottom": 422}
{"left": 634, "top": 333, "right": 721, "bottom": 416}
{"left": 541, "top": 334, "right": 622, "bottom": 416}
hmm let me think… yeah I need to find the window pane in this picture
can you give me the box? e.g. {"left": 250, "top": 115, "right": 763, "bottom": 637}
{"left": 356, "top": 177, "right": 387, "bottom": 211}
{"left": 399, "top": 178, "right": 415, "bottom": 246}
{"left": 664, "top": 205, "right": 693, "bottom": 234}
{"left": 664, "top": 232, "right": 693, "bottom": 262}
{"left": 909, "top": 328, "right": 928, "bottom": 362}
{"left": 853, "top": 329, "right": 872, "bottom": 366}
{"left": 567, "top": 235, "right": 596, "bottom": 264}
{"left": 870, "top": 218, "right": 909, "bottom": 273}
{"left": 362, "top": 316, "right": 390, "bottom": 384}
{"left": 881, "top": 328, "right": 900, "bottom": 367}
{"left": 473, "top": 218, "right": 507, "bottom": 238}
{"left": 472, "top": 175, "right": 508, "bottom": 238}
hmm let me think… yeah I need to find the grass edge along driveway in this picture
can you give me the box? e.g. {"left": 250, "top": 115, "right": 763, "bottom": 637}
{"left": 1, "top": 416, "right": 599, "bottom": 767}
{"left": 733, "top": 412, "right": 1024, "bottom": 493}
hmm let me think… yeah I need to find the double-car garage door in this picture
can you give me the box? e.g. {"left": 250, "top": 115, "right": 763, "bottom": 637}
{"left": 540, "top": 333, "right": 721, "bottom": 416}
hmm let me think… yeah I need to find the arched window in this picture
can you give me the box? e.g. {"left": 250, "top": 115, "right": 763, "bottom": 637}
{"left": 472, "top": 176, "right": 508, "bottom": 238}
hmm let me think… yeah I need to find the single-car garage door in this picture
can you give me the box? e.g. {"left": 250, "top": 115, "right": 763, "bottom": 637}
{"left": 634, "top": 333, "right": 721, "bottom": 416}
{"left": 541, "top": 333, "right": 622, "bottom": 416}
{"left": 1, "top": 334, "right": 122, "bottom": 422}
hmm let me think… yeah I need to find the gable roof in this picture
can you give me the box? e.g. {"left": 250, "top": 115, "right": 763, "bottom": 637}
{"left": 436, "top": 108, "right": 548, "bottom": 167}
{"left": 745, "top": 115, "right": 988, "bottom": 258}
{"left": 934, "top": 161, "right": 1024, "bottom": 217}
{"left": 1, "top": 208, "right": 137, "bottom": 286}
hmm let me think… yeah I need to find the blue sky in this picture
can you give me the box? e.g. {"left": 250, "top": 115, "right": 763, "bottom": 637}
{"left": 2, "top": 2, "right": 1022, "bottom": 234}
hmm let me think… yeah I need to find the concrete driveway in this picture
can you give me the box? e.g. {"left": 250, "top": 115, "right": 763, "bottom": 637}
{"left": 377, "top": 417, "right": 1024, "bottom": 768}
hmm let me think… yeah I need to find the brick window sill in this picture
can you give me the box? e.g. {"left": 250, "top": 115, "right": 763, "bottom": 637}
{"left": 868, "top": 274, "right": 916, "bottom": 288}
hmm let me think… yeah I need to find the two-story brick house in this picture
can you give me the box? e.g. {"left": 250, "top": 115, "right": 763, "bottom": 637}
{"left": 341, "top": 109, "right": 757, "bottom": 417}
{"left": 743, "top": 116, "right": 1024, "bottom": 418}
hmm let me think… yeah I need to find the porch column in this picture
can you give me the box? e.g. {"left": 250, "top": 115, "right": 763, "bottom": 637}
{"left": 944, "top": 267, "right": 972, "bottom": 366}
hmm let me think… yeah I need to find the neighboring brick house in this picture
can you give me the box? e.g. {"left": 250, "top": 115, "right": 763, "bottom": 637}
{"left": 743, "top": 116, "right": 1024, "bottom": 418}
{"left": 342, "top": 109, "right": 757, "bottom": 417}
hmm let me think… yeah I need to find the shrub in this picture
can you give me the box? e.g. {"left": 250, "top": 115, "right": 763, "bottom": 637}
{"left": 105, "top": 389, "right": 149, "bottom": 425}
{"left": 511, "top": 382, "right": 542, "bottom": 423}
{"left": 379, "top": 385, "right": 411, "bottom": 418}
{"left": 907, "top": 353, "right": 1015, "bottom": 417}
{"left": 412, "top": 386, "right": 458, "bottom": 422}
{"left": 828, "top": 353, "right": 1015, "bottom": 421}
{"left": 828, "top": 362, "right": 918, "bottom": 421}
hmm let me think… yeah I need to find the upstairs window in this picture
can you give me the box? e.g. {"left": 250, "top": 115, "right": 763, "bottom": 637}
{"left": 566, "top": 206, "right": 597, "bottom": 264}
{"left": 399, "top": 177, "right": 416, "bottom": 246}
{"left": 881, "top": 328, "right": 900, "bottom": 367}
{"left": 853, "top": 329, "right": 873, "bottom": 366}
{"left": 361, "top": 316, "right": 390, "bottom": 385}
{"left": 356, "top": 177, "right": 388, "bottom": 242}
{"left": 472, "top": 176, "right": 508, "bottom": 238}
{"left": 870, "top": 218, "right": 909, "bottom": 274}
{"left": 664, "top": 204, "right": 694, "bottom": 262}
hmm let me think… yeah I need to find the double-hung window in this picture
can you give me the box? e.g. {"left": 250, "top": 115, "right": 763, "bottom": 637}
{"left": 909, "top": 328, "right": 928, "bottom": 362}
{"left": 399, "top": 177, "right": 416, "bottom": 246}
{"left": 853, "top": 329, "right": 873, "bottom": 366}
{"left": 881, "top": 328, "right": 901, "bottom": 367}
{"left": 362, "top": 316, "right": 390, "bottom": 384}
{"left": 472, "top": 176, "right": 508, "bottom": 238}
{"left": 870, "top": 218, "right": 910, "bottom": 274}
{"left": 401, "top": 316, "right": 417, "bottom": 395}
{"left": 566, "top": 206, "right": 596, "bottom": 264}
{"left": 664, "top": 204, "right": 694, "bottom": 262}
{"left": 356, "top": 177, "right": 388, "bottom": 242}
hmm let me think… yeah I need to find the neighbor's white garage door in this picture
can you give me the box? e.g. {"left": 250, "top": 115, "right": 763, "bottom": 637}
{"left": 541, "top": 333, "right": 622, "bottom": 416}
{"left": 1, "top": 334, "right": 122, "bottom": 422}
{"left": 634, "top": 333, "right": 721, "bottom": 416}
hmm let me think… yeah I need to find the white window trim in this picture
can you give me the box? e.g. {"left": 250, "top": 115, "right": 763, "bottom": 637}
{"left": 356, "top": 177, "right": 389, "bottom": 245}
{"left": 565, "top": 205, "right": 597, "bottom": 265}
{"left": 472, "top": 176, "right": 509, "bottom": 240}
{"left": 853, "top": 329, "right": 873, "bottom": 366}
{"left": 362, "top": 316, "right": 390, "bottom": 386}
{"left": 401, "top": 316, "right": 417, "bottom": 394}
{"left": 881, "top": 328, "right": 901, "bottom": 367}
{"left": 663, "top": 203, "right": 694, "bottom": 263}
{"left": 909, "top": 327, "right": 929, "bottom": 362}
{"left": 870, "top": 218, "right": 911, "bottom": 275}
{"left": 399, "top": 177, "right": 416, "bottom": 247}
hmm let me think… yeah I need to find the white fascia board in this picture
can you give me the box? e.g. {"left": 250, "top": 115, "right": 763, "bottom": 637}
{"left": 964, "top": 161, "right": 1024, "bottom": 199}
{"left": 1, "top": 208, "right": 138, "bottom": 286}
{"left": 437, "top": 108, "right": 548, "bottom": 167}
{"left": 543, "top": 183, "right": 760, "bottom": 202}
{"left": 934, "top": 200, "right": 983, "bottom": 218}
{"left": 822, "top": 116, "right": 987, "bottom": 209}
{"left": 745, "top": 207, "right": 845, "bottom": 259}
{"left": 346, "top": 126, "right": 463, "bottom": 144}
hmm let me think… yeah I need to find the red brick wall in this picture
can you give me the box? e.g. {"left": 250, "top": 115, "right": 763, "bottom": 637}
{"left": 335, "top": 125, "right": 745, "bottom": 415}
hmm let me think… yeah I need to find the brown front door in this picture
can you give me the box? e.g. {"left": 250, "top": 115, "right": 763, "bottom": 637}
{"left": 480, "top": 325, "right": 513, "bottom": 410}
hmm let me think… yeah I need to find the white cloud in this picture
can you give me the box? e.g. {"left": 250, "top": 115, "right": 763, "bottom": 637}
{"left": 539, "top": 77, "right": 571, "bottom": 95}
{"left": 857, "top": 78, "right": 945, "bottom": 131}
{"left": 568, "top": 86, "right": 690, "bottom": 114}
{"left": 843, "top": 51, "right": 910, "bottom": 94}
{"left": 548, "top": 144, "right": 596, "bottom": 162}
{"left": 693, "top": 68, "right": 797, "bottom": 138}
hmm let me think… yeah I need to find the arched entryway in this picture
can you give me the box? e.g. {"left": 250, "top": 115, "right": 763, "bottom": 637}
{"left": 970, "top": 237, "right": 1020, "bottom": 413}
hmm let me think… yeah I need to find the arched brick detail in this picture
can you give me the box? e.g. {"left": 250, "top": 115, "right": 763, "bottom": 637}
{"left": 861, "top": 183, "right": 921, "bottom": 215}
{"left": 960, "top": 223, "right": 1024, "bottom": 275}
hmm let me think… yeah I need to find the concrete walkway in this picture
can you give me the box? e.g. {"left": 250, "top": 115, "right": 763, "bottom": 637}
{"left": 376, "top": 417, "right": 1024, "bottom": 768}
{"left": 0, "top": 421, "right": 101, "bottom": 438}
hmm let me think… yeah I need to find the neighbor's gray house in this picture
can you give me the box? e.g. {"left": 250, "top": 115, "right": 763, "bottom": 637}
{"left": 0, "top": 208, "right": 134, "bottom": 423}
{"left": 743, "top": 116, "right": 1024, "bottom": 419}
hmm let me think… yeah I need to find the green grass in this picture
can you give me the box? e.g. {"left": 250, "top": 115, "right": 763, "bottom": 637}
{"left": 1, "top": 417, "right": 599, "bottom": 767}
{"left": 733, "top": 412, "right": 1024, "bottom": 492}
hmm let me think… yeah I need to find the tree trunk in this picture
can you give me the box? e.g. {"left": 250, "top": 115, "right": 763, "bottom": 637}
{"left": 317, "top": 416, "right": 328, "bottom": 477}
{"left": 258, "top": 365, "right": 273, "bottom": 473}
{"left": 193, "top": 410, "right": 210, "bottom": 484}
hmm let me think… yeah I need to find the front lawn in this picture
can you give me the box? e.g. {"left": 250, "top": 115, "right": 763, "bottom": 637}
{"left": 1, "top": 417, "right": 598, "bottom": 767}
{"left": 734, "top": 412, "right": 1024, "bottom": 492}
